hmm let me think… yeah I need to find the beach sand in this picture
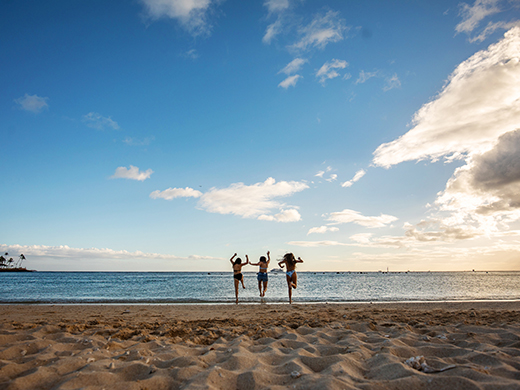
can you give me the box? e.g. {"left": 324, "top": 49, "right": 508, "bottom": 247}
{"left": 1, "top": 301, "right": 520, "bottom": 389}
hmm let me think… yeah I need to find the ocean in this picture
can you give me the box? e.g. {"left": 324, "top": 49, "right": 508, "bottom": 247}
{"left": 1, "top": 271, "right": 519, "bottom": 304}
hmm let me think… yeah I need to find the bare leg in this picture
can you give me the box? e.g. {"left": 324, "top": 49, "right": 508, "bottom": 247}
{"left": 286, "top": 275, "right": 293, "bottom": 304}
{"left": 291, "top": 273, "right": 297, "bottom": 289}
{"left": 263, "top": 281, "right": 268, "bottom": 296}
{"left": 258, "top": 280, "right": 262, "bottom": 297}
{"left": 234, "top": 279, "right": 239, "bottom": 304}
{"left": 241, "top": 276, "right": 246, "bottom": 289}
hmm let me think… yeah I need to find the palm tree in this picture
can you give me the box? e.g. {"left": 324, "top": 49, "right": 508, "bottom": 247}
{"left": 16, "top": 254, "right": 26, "bottom": 268}
{"left": 7, "top": 258, "right": 14, "bottom": 268}
{"left": 0, "top": 256, "right": 6, "bottom": 268}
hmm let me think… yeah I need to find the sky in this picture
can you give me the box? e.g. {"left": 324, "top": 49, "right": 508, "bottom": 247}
{"left": 1, "top": 0, "right": 520, "bottom": 272}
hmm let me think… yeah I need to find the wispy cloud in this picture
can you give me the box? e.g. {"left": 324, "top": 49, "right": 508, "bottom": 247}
{"left": 383, "top": 73, "right": 401, "bottom": 91}
{"left": 327, "top": 209, "right": 398, "bottom": 228}
{"left": 278, "top": 74, "right": 301, "bottom": 88}
{"left": 290, "top": 11, "right": 347, "bottom": 52}
{"left": 263, "top": 19, "right": 284, "bottom": 44}
{"left": 152, "top": 177, "right": 308, "bottom": 222}
{"left": 111, "top": 165, "right": 154, "bottom": 181}
{"left": 315, "top": 166, "right": 332, "bottom": 178}
{"left": 123, "top": 136, "right": 155, "bottom": 146}
{"left": 0, "top": 243, "right": 221, "bottom": 262}
{"left": 279, "top": 58, "right": 307, "bottom": 75}
{"left": 455, "top": 0, "right": 520, "bottom": 42}
{"left": 183, "top": 48, "right": 199, "bottom": 59}
{"left": 150, "top": 187, "right": 202, "bottom": 199}
{"left": 262, "top": 0, "right": 290, "bottom": 44}
{"left": 325, "top": 174, "right": 337, "bottom": 182}
{"left": 455, "top": 0, "right": 501, "bottom": 34}
{"left": 264, "top": 0, "right": 289, "bottom": 15}
{"left": 341, "top": 169, "right": 366, "bottom": 188}
{"left": 307, "top": 226, "right": 339, "bottom": 235}
{"left": 316, "top": 59, "right": 348, "bottom": 84}
{"left": 82, "top": 112, "right": 120, "bottom": 130}
{"left": 258, "top": 209, "right": 301, "bottom": 222}
{"left": 355, "top": 70, "right": 380, "bottom": 84}
{"left": 14, "top": 94, "right": 49, "bottom": 113}
{"left": 140, "top": 0, "right": 216, "bottom": 36}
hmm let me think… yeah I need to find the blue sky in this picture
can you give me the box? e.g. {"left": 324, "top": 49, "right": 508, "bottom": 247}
{"left": 2, "top": 0, "right": 520, "bottom": 271}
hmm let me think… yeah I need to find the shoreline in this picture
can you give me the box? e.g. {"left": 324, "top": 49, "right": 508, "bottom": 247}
{"left": 1, "top": 302, "right": 519, "bottom": 389}
{"left": 2, "top": 298, "right": 520, "bottom": 306}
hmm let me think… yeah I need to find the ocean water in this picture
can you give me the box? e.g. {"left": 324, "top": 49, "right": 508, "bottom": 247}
{"left": 0, "top": 271, "right": 519, "bottom": 304}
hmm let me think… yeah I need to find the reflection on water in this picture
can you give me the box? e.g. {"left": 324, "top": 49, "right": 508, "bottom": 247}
{"left": 0, "top": 271, "right": 519, "bottom": 304}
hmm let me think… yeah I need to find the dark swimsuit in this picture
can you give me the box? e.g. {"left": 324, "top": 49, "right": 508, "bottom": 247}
{"left": 234, "top": 273, "right": 243, "bottom": 281}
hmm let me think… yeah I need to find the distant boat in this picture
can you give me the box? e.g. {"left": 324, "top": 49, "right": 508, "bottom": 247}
{"left": 270, "top": 268, "right": 284, "bottom": 273}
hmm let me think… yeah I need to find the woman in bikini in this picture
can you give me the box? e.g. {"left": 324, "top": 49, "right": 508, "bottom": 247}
{"left": 250, "top": 251, "right": 270, "bottom": 297}
{"left": 278, "top": 253, "right": 303, "bottom": 304}
{"left": 230, "top": 253, "right": 249, "bottom": 304}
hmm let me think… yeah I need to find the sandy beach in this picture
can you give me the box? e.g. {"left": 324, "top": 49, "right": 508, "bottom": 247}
{"left": 1, "top": 301, "right": 520, "bottom": 389}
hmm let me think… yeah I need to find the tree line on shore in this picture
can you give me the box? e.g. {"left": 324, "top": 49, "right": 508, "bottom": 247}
{"left": 0, "top": 253, "right": 26, "bottom": 270}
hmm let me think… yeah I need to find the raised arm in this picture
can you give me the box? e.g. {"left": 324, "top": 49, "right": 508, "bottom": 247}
{"left": 244, "top": 254, "right": 249, "bottom": 265}
{"left": 296, "top": 257, "right": 304, "bottom": 263}
{"left": 229, "top": 253, "right": 237, "bottom": 265}
{"left": 278, "top": 260, "right": 285, "bottom": 268}
{"left": 267, "top": 251, "right": 271, "bottom": 264}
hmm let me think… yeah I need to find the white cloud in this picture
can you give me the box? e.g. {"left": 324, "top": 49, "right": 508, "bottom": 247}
{"left": 383, "top": 73, "right": 401, "bottom": 91}
{"left": 430, "top": 129, "right": 520, "bottom": 237}
{"left": 325, "top": 174, "right": 337, "bottom": 182}
{"left": 183, "top": 48, "right": 199, "bottom": 59}
{"left": 278, "top": 74, "right": 301, "bottom": 88}
{"left": 258, "top": 209, "right": 302, "bottom": 222}
{"left": 288, "top": 240, "right": 350, "bottom": 247}
{"left": 355, "top": 70, "right": 380, "bottom": 84}
{"left": 140, "top": 0, "right": 215, "bottom": 36}
{"left": 123, "top": 136, "right": 155, "bottom": 146}
{"left": 14, "top": 94, "right": 49, "bottom": 113}
{"left": 349, "top": 233, "right": 373, "bottom": 244}
{"left": 373, "top": 27, "right": 520, "bottom": 169}
{"left": 290, "top": 11, "right": 347, "bottom": 51}
{"left": 262, "top": 0, "right": 291, "bottom": 44}
{"left": 0, "top": 243, "right": 220, "bottom": 262}
{"left": 316, "top": 59, "right": 348, "bottom": 84}
{"left": 263, "top": 19, "right": 283, "bottom": 44}
{"left": 455, "top": 0, "right": 501, "bottom": 34}
{"left": 315, "top": 166, "right": 332, "bottom": 178}
{"left": 111, "top": 165, "right": 154, "bottom": 181}
{"left": 307, "top": 226, "right": 339, "bottom": 235}
{"left": 279, "top": 58, "right": 307, "bottom": 75}
{"left": 370, "top": 28, "right": 520, "bottom": 246}
{"left": 197, "top": 177, "right": 308, "bottom": 220}
{"left": 326, "top": 209, "right": 398, "bottom": 228}
{"left": 341, "top": 169, "right": 366, "bottom": 188}
{"left": 152, "top": 177, "right": 308, "bottom": 222}
{"left": 264, "top": 0, "right": 289, "bottom": 15}
{"left": 150, "top": 187, "right": 202, "bottom": 199}
{"left": 82, "top": 112, "right": 120, "bottom": 130}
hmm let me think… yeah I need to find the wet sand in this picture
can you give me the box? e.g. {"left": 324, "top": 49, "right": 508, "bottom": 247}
{"left": 1, "top": 301, "right": 520, "bottom": 389}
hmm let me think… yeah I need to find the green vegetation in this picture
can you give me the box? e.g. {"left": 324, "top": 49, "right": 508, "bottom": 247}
{"left": 0, "top": 253, "right": 30, "bottom": 271}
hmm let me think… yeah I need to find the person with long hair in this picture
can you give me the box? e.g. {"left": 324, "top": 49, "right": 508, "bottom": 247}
{"left": 250, "top": 251, "right": 270, "bottom": 297}
{"left": 230, "top": 253, "right": 249, "bottom": 304}
{"left": 278, "top": 253, "right": 303, "bottom": 304}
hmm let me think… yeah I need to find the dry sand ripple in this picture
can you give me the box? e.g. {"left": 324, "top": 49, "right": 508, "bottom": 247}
{"left": 1, "top": 302, "right": 520, "bottom": 389}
